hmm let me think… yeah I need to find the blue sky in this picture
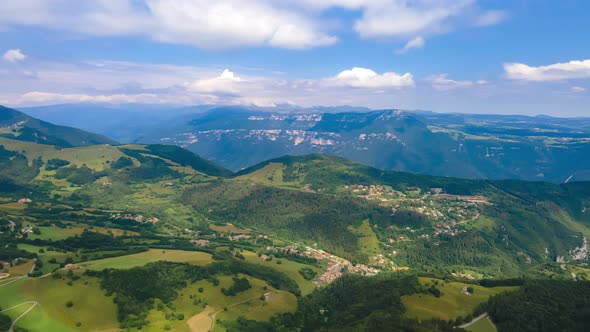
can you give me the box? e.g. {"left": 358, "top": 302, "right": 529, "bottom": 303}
{"left": 0, "top": 0, "right": 589, "bottom": 116}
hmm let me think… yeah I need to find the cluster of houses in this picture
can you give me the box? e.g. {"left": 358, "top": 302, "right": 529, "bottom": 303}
{"left": 110, "top": 213, "right": 159, "bottom": 224}
{"left": 1, "top": 258, "right": 23, "bottom": 269}
{"left": 345, "top": 184, "right": 402, "bottom": 202}
{"left": 434, "top": 223, "right": 465, "bottom": 237}
{"left": 64, "top": 264, "right": 80, "bottom": 271}
{"left": 228, "top": 234, "right": 252, "bottom": 241}
{"left": 190, "top": 239, "right": 210, "bottom": 247}
{"left": 451, "top": 272, "right": 475, "bottom": 280}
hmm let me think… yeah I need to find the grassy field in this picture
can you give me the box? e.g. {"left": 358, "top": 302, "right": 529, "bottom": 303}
{"left": 209, "top": 224, "right": 251, "bottom": 234}
{"left": 0, "top": 202, "right": 28, "bottom": 210}
{"left": 26, "top": 224, "right": 138, "bottom": 241}
{"left": 0, "top": 273, "right": 119, "bottom": 331}
{"left": 402, "top": 278, "right": 517, "bottom": 321}
{"left": 80, "top": 249, "right": 213, "bottom": 270}
{"left": 1, "top": 260, "right": 35, "bottom": 277}
{"left": 466, "top": 316, "right": 497, "bottom": 332}
{"left": 236, "top": 163, "right": 288, "bottom": 186}
{"left": 17, "top": 244, "right": 77, "bottom": 274}
{"left": 138, "top": 273, "right": 297, "bottom": 332}
{"left": 348, "top": 219, "right": 381, "bottom": 261}
{"left": 241, "top": 250, "right": 321, "bottom": 296}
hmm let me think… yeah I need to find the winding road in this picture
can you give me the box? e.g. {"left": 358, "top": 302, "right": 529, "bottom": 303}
{"left": 458, "top": 312, "right": 489, "bottom": 329}
{"left": 0, "top": 261, "right": 40, "bottom": 331}
{"left": 1, "top": 301, "right": 39, "bottom": 332}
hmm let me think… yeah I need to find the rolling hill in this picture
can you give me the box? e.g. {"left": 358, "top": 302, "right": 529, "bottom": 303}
{"left": 0, "top": 105, "right": 116, "bottom": 147}
{"left": 21, "top": 104, "right": 590, "bottom": 183}
{"left": 184, "top": 154, "right": 590, "bottom": 276}
{"left": 1, "top": 116, "right": 590, "bottom": 331}
{"left": 133, "top": 107, "right": 590, "bottom": 183}
{"left": 0, "top": 130, "right": 588, "bottom": 277}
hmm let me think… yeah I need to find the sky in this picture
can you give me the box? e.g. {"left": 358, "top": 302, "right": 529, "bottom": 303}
{"left": 0, "top": 0, "right": 589, "bottom": 116}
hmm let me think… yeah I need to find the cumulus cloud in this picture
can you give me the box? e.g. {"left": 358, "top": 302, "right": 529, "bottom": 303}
{"left": 427, "top": 74, "right": 487, "bottom": 91}
{"left": 327, "top": 67, "right": 415, "bottom": 88}
{"left": 3, "top": 49, "right": 26, "bottom": 62}
{"left": 188, "top": 69, "right": 243, "bottom": 94}
{"left": 397, "top": 36, "right": 425, "bottom": 54}
{"left": 0, "top": 58, "right": 421, "bottom": 107}
{"left": 504, "top": 59, "right": 590, "bottom": 81}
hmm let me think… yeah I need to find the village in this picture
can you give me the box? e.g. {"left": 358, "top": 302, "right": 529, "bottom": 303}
{"left": 110, "top": 213, "right": 159, "bottom": 224}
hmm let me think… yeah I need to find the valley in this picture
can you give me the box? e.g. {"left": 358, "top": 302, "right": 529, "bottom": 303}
{"left": 1, "top": 107, "right": 589, "bottom": 331}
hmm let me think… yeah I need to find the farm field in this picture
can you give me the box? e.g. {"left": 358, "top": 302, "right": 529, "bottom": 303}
{"left": 402, "top": 278, "right": 517, "bottom": 321}
{"left": 80, "top": 249, "right": 213, "bottom": 270}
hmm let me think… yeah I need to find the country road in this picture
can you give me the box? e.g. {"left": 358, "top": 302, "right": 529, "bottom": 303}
{"left": 187, "top": 291, "right": 283, "bottom": 332}
{"left": 1, "top": 301, "right": 39, "bottom": 332}
{"left": 458, "top": 312, "right": 489, "bottom": 329}
{"left": 0, "top": 260, "right": 36, "bottom": 289}
{"left": 0, "top": 276, "right": 26, "bottom": 288}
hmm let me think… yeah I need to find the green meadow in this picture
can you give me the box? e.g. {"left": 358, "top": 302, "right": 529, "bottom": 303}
{"left": 402, "top": 277, "right": 517, "bottom": 321}
{"left": 80, "top": 249, "right": 213, "bottom": 270}
{"left": 0, "top": 274, "right": 119, "bottom": 331}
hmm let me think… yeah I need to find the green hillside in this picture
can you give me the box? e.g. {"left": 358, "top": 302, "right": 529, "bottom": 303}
{"left": 1, "top": 134, "right": 590, "bottom": 331}
{"left": 0, "top": 105, "right": 116, "bottom": 147}
{"left": 187, "top": 154, "right": 590, "bottom": 276}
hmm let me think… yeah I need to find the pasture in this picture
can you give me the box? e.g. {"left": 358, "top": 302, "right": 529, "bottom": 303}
{"left": 402, "top": 277, "right": 517, "bottom": 321}
{"left": 0, "top": 273, "right": 119, "bottom": 331}
{"left": 80, "top": 249, "right": 213, "bottom": 270}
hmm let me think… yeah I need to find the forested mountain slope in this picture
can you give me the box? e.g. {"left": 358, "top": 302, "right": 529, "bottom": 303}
{"left": 1, "top": 105, "right": 116, "bottom": 147}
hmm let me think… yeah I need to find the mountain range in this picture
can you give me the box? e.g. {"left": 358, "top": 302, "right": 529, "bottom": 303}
{"left": 21, "top": 103, "right": 590, "bottom": 183}
{"left": 2, "top": 105, "right": 589, "bottom": 275}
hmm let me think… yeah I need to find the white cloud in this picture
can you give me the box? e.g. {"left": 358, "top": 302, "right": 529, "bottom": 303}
{"left": 397, "top": 36, "right": 425, "bottom": 54}
{"left": 504, "top": 59, "right": 590, "bottom": 81}
{"left": 3, "top": 49, "right": 26, "bottom": 63}
{"left": 0, "top": 59, "right": 420, "bottom": 107}
{"left": 326, "top": 67, "right": 415, "bottom": 88}
{"left": 427, "top": 74, "right": 487, "bottom": 91}
{"left": 572, "top": 86, "right": 586, "bottom": 93}
{"left": 353, "top": 0, "right": 473, "bottom": 39}
{"left": 475, "top": 10, "right": 508, "bottom": 26}
{"left": 0, "top": 1, "right": 507, "bottom": 50}
{"left": 0, "top": 0, "right": 336, "bottom": 50}
{"left": 188, "top": 69, "right": 243, "bottom": 94}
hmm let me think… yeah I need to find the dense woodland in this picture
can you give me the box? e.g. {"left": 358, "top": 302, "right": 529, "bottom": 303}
{"left": 480, "top": 280, "right": 590, "bottom": 332}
